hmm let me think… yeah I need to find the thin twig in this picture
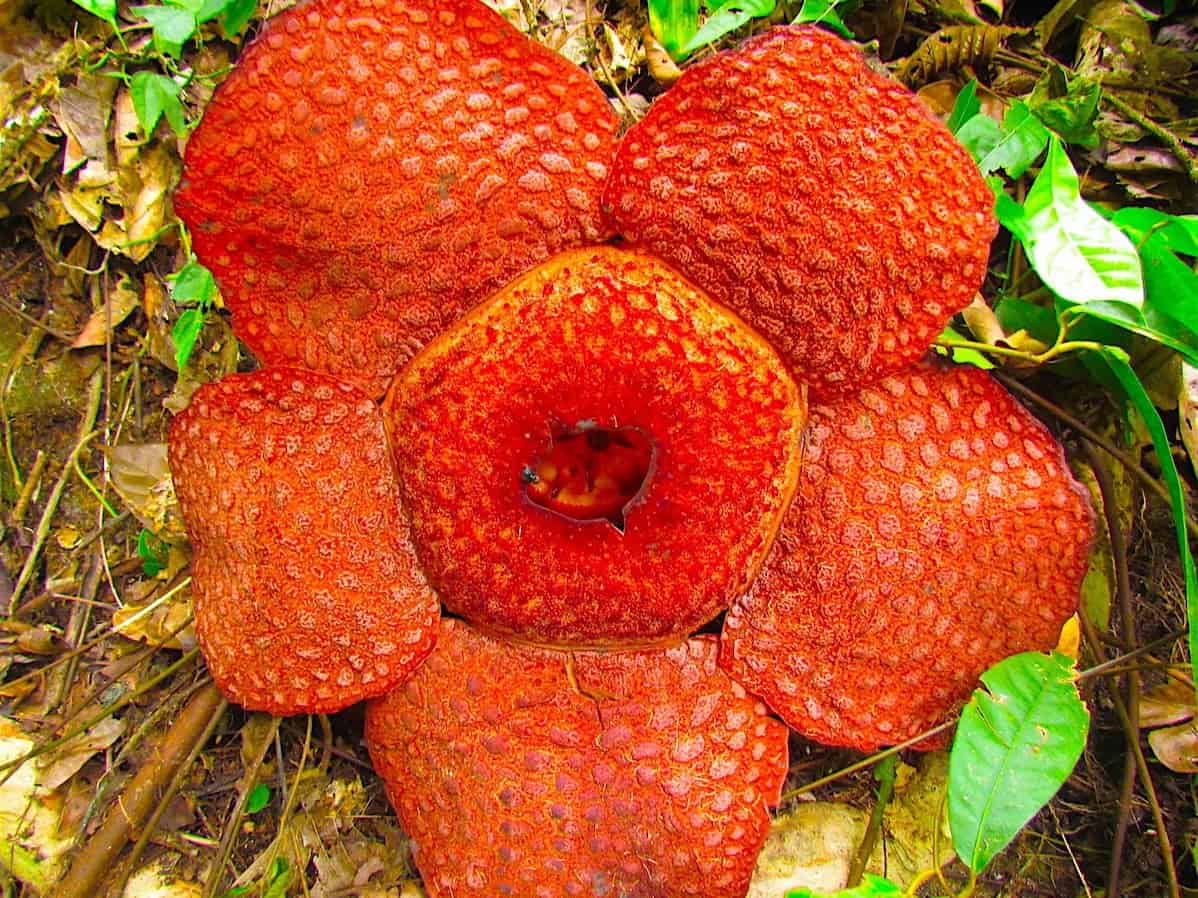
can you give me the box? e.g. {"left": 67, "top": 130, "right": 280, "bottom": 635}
{"left": 1102, "top": 91, "right": 1198, "bottom": 185}
{"left": 847, "top": 754, "right": 897, "bottom": 887}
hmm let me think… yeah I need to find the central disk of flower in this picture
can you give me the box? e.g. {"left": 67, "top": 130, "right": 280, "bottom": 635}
{"left": 523, "top": 422, "right": 654, "bottom": 532}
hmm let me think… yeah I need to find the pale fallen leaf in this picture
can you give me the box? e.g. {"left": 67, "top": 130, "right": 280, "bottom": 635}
{"left": 123, "top": 860, "right": 202, "bottom": 898}
{"left": 1148, "top": 721, "right": 1198, "bottom": 773}
{"left": 962, "top": 294, "right": 1006, "bottom": 346}
{"left": 71, "top": 275, "right": 141, "bottom": 348}
{"left": 0, "top": 718, "right": 74, "bottom": 892}
{"left": 1054, "top": 614, "right": 1081, "bottom": 661}
{"left": 1180, "top": 362, "right": 1198, "bottom": 475}
{"left": 37, "top": 716, "right": 125, "bottom": 793}
{"left": 749, "top": 801, "right": 865, "bottom": 897}
{"left": 1138, "top": 678, "right": 1195, "bottom": 729}
{"left": 106, "top": 442, "right": 186, "bottom": 539}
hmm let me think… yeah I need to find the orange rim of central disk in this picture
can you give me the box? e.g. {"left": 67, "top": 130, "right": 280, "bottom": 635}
{"left": 383, "top": 246, "right": 807, "bottom": 647}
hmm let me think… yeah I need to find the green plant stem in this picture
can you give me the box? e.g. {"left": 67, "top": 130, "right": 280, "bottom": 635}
{"left": 847, "top": 755, "right": 897, "bottom": 887}
{"left": 935, "top": 336, "right": 1105, "bottom": 365}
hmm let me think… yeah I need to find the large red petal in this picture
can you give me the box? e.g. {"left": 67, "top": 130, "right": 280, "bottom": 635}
{"left": 366, "top": 619, "right": 789, "bottom": 898}
{"left": 720, "top": 361, "right": 1094, "bottom": 751}
{"left": 169, "top": 369, "right": 439, "bottom": 714}
{"left": 604, "top": 27, "right": 996, "bottom": 398}
{"left": 383, "top": 247, "right": 806, "bottom": 646}
{"left": 177, "top": 0, "right": 618, "bottom": 396}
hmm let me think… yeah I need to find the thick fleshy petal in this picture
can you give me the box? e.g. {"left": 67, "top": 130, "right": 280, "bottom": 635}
{"left": 383, "top": 246, "right": 806, "bottom": 646}
{"left": 604, "top": 27, "right": 996, "bottom": 397}
{"left": 366, "top": 619, "right": 789, "bottom": 898}
{"left": 168, "top": 369, "right": 439, "bottom": 714}
{"left": 720, "top": 361, "right": 1094, "bottom": 751}
{"left": 177, "top": 0, "right": 619, "bottom": 396}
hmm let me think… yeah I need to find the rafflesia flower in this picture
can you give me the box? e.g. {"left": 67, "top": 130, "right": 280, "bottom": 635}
{"left": 168, "top": 0, "right": 1096, "bottom": 894}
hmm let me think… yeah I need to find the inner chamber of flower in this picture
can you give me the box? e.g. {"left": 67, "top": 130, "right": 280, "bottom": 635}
{"left": 523, "top": 422, "right": 656, "bottom": 532}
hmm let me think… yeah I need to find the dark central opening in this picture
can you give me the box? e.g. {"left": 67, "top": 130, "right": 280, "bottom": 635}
{"left": 523, "top": 422, "right": 655, "bottom": 533}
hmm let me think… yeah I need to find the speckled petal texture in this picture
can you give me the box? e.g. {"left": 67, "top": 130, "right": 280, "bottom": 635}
{"left": 168, "top": 369, "right": 439, "bottom": 714}
{"left": 176, "top": 0, "right": 619, "bottom": 396}
{"left": 366, "top": 619, "right": 789, "bottom": 898}
{"left": 603, "top": 26, "right": 996, "bottom": 398}
{"left": 720, "top": 362, "right": 1094, "bottom": 751}
{"left": 384, "top": 246, "right": 807, "bottom": 646}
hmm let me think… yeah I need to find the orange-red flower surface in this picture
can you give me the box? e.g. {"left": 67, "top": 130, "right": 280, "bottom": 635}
{"left": 169, "top": 0, "right": 1095, "bottom": 892}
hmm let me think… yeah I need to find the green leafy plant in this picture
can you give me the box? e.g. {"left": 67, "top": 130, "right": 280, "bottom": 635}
{"left": 169, "top": 258, "right": 219, "bottom": 370}
{"left": 649, "top": 0, "right": 851, "bottom": 61}
{"left": 136, "top": 528, "right": 170, "bottom": 576}
{"left": 129, "top": 70, "right": 186, "bottom": 135}
{"left": 243, "top": 782, "right": 272, "bottom": 814}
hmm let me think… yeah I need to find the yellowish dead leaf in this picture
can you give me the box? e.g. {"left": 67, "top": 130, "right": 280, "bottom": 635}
{"left": 112, "top": 593, "right": 196, "bottom": 651}
{"left": 71, "top": 275, "right": 141, "bottom": 348}
{"left": 1054, "top": 614, "right": 1080, "bottom": 660}
{"left": 644, "top": 26, "right": 682, "bottom": 86}
{"left": 0, "top": 717, "right": 74, "bottom": 893}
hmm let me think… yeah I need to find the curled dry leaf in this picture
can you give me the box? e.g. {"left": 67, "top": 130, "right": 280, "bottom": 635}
{"left": 106, "top": 442, "right": 186, "bottom": 539}
{"left": 71, "top": 275, "right": 141, "bottom": 349}
{"left": 37, "top": 716, "right": 125, "bottom": 792}
{"left": 113, "top": 591, "right": 196, "bottom": 651}
{"left": 1148, "top": 722, "right": 1198, "bottom": 773}
{"left": 1138, "top": 678, "right": 1195, "bottom": 729}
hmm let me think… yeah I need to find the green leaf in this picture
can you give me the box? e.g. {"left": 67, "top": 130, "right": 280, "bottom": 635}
{"left": 947, "top": 79, "right": 980, "bottom": 134}
{"left": 648, "top": 0, "right": 700, "bottom": 60}
{"left": 791, "top": 0, "right": 854, "bottom": 38}
{"left": 786, "top": 875, "right": 904, "bottom": 898}
{"left": 681, "top": 0, "right": 776, "bottom": 55}
{"left": 132, "top": 4, "right": 198, "bottom": 57}
{"left": 69, "top": 0, "right": 117, "bottom": 25}
{"left": 1029, "top": 64, "right": 1100, "bottom": 147}
{"left": 172, "top": 307, "right": 205, "bottom": 370}
{"left": 1092, "top": 349, "right": 1198, "bottom": 684}
{"left": 1014, "top": 137, "right": 1144, "bottom": 309}
{"left": 244, "top": 783, "right": 271, "bottom": 814}
{"left": 948, "top": 652, "right": 1089, "bottom": 873}
{"left": 959, "top": 102, "right": 1050, "bottom": 178}
{"left": 263, "top": 857, "right": 292, "bottom": 898}
{"left": 1112, "top": 207, "right": 1198, "bottom": 257}
{"left": 129, "top": 71, "right": 185, "bottom": 136}
{"left": 217, "top": 0, "right": 256, "bottom": 36}
{"left": 136, "top": 529, "right": 169, "bottom": 576}
{"left": 170, "top": 259, "right": 217, "bottom": 307}
{"left": 936, "top": 325, "right": 994, "bottom": 369}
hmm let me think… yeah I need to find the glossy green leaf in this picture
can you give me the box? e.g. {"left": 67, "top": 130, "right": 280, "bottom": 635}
{"left": 172, "top": 307, "right": 205, "bottom": 371}
{"left": 170, "top": 259, "right": 217, "bottom": 307}
{"left": 648, "top": 0, "right": 699, "bottom": 60}
{"left": 792, "top": 0, "right": 854, "bottom": 38}
{"left": 217, "top": 0, "right": 256, "bottom": 35}
{"left": 948, "top": 652, "right": 1088, "bottom": 873}
{"left": 69, "top": 0, "right": 117, "bottom": 25}
{"left": 1029, "top": 64, "right": 1100, "bottom": 147}
{"left": 136, "top": 529, "right": 169, "bottom": 577}
{"left": 786, "top": 875, "right": 904, "bottom": 898}
{"left": 129, "top": 71, "right": 185, "bottom": 136}
{"left": 937, "top": 325, "right": 994, "bottom": 369}
{"left": 682, "top": 0, "right": 775, "bottom": 54}
{"left": 958, "top": 102, "right": 1050, "bottom": 178}
{"left": 244, "top": 783, "right": 271, "bottom": 814}
{"left": 947, "top": 79, "right": 980, "bottom": 134}
{"left": 1013, "top": 137, "right": 1143, "bottom": 309}
{"left": 132, "top": 4, "right": 198, "bottom": 56}
{"left": 1112, "top": 207, "right": 1198, "bottom": 257}
{"left": 1091, "top": 348, "right": 1198, "bottom": 694}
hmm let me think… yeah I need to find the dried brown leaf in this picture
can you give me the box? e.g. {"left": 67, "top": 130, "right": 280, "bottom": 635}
{"left": 71, "top": 275, "right": 140, "bottom": 348}
{"left": 1139, "top": 678, "right": 1196, "bottom": 729}
{"left": 1148, "top": 721, "right": 1198, "bottom": 773}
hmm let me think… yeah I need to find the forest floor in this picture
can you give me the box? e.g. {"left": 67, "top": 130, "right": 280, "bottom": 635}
{"left": 0, "top": 0, "right": 1196, "bottom": 896}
